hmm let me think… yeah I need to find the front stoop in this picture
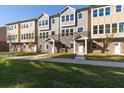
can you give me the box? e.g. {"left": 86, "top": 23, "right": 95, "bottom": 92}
{"left": 75, "top": 54, "right": 85, "bottom": 60}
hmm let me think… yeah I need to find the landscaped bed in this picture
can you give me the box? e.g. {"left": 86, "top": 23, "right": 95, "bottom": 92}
{"left": 1, "top": 58, "right": 124, "bottom": 87}
{"left": 85, "top": 53, "right": 124, "bottom": 62}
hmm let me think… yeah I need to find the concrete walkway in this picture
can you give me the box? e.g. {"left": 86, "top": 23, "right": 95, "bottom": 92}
{"left": 1, "top": 55, "right": 124, "bottom": 68}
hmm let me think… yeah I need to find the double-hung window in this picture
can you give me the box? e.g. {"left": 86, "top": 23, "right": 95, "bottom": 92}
{"left": 39, "top": 21, "right": 41, "bottom": 26}
{"left": 66, "top": 29, "right": 69, "bottom": 36}
{"left": 79, "top": 13, "right": 82, "bottom": 19}
{"left": 105, "top": 24, "right": 110, "bottom": 33}
{"left": 112, "top": 23, "right": 117, "bottom": 33}
{"left": 45, "top": 20, "right": 48, "bottom": 25}
{"left": 42, "top": 20, "right": 44, "bottom": 25}
{"left": 70, "top": 14, "right": 74, "bottom": 21}
{"left": 40, "top": 33, "right": 42, "bottom": 38}
{"left": 93, "top": 10, "right": 97, "bottom": 17}
{"left": 105, "top": 7, "right": 110, "bottom": 15}
{"left": 99, "top": 8, "right": 104, "bottom": 16}
{"left": 119, "top": 22, "right": 124, "bottom": 32}
{"left": 62, "top": 29, "right": 65, "bottom": 36}
{"left": 66, "top": 15, "right": 69, "bottom": 21}
{"left": 46, "top": 32, "right": 49, "bottom": 38}
{"left": 93, "top": 25, "right": 98, "bottom": 34}
{"left": 70, "top": 29, "right": 73, "bottom": 36}
{"left": 99, "top": 25, "right": 104, "bottom": 34}
{"left": 62, "top": 16, "right": 65, "bottom": 22}
{"left": 116, "top": 5, "right": 121, "bottom": 12}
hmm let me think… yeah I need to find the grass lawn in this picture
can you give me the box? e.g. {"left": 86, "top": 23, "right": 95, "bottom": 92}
{"left": 85, "top": 53, "right": 124, "bottom": 62}
{"left": 1, "top": 59, "right": 124, "bottom": 87}
{"left": 41, "top": 53, "right": 76, "bottom": 59}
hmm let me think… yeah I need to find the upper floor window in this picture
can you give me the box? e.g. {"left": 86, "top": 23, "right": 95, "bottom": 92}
{"left": 112, "top": 23, "right": 117, "bottom": 33}
{"left": 93, "top": 10, "right": 97, "bottom": 17}
{"left": 46, "top": 32, "right": 49, "bottom": 38}
{"left": 62, "top": 16, "right": 65, "bottom": 22}
{"left": 30, "top": 23, "right": 32, "bottom": 26}
{"left": 66, "top": 29, "right": 69, "bottom": 36}
{"left": 70, "top": 14, "right": 74, "bottom": 21}
{"left": 99, "top": 8, "right": 104, "bottom": 16}
{"left": 52, "top": 19, "right": 55, "bottom": 24}
{"left": 40, "top": 33, "right": 42, "bottom": 38}
{"left": 78, "top": 27, "right": 83, "bottom": 32}
{"left": 62, "top": 29, "right": 65, "bottom": 36}
{"left": 93, "top": 25, "right": 97, "bottom": 34}
{"left": 29, "top": 33, "right": 31, "bottom": 39}
{"left": 116, "top": 5, "right": 121, "bottom": 12}
{"left": 51, "top": 31, "right": 55, "bottom": 35}
{"left": 119, "top": 22, "right": 124, "bottom": 32}
{"left": 42, "top": 20, "right": 44, "bottom": 25}
{"left": 43, "top": 32, "right": 45, "bottom": 38}
{"left": 105, "top": 7, "right": 110, "bottom": 15}
{"left": 45, "top": 20, "right": 48, "bottom": 25}
{"left": 99, "top": 25, "right": 104, "bottom": 34}
{"left": 105, "top": 24, "right": 110, "bottom": 33}
{"left": 66, "top": 15, "right": 69, "bottom": 21}
{"left": 70, "top": 29, "right": 73, "bottom": 36}
{"left": 39, "top": 21, "right": 41, "bottom": 26}
{"left": 78, "top": 13, "right": 82, "bottom": 19}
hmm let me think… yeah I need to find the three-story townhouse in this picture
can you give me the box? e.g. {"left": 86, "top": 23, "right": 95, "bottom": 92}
{"left": 91, "top": 5, "right": 124, "bottom": 55}
{"left": 7, "top": 18, "right": 37, "bottom": 52}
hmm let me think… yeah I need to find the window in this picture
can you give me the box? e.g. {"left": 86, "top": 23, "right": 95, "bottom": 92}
{"left": 52, "top": 19, "right": 55, "bottom": 24}
{"left": 46, "top": 45, "right": 49, "bottom": 49}
{"left": 43, "top": 32, "right": 45, "bottom": 38}
{"left": 14, "top": 25, "right": 16, "bottom": 29}
{"left": 46, "top": 32, "right": 49, "bottom": 38}
{"left": 42, "top": 20, "right": 44, "bottom": 25}
{"left": 30, "top": 23, "right": 32, "bottom": 26}
{"left": 99, "top": 25, "right": 104, "bottom": 34}
{"left": 78, "top": 27, "right": 83, "bottom": 32}
{"left": 92, "top": 43, "right": 97, "bottom": 49}
{"left": 29, "top": 33, "right": 31, "bottom": 39}
{"left": 39, "top": 21, "right": 41, "bottom": 26}
{"left": 39, "top": 45, "right": 42, "bottom": 49}
{"left": 66, "top": 29, "right": 69, "bottom": 36}
{"left": 112, "top": 23, "right": 117, "bottom": 33}
{"left": 62, "top": 16, "right": 65, "bottom": 22}
{"left": 21, "top": 34, "right": 23, "bottom": 40}
{"left": 105, "top": 24, "right": 110, "bottom": 33}
{"left": 40, "top": 33, "right": 42, "bottom": 38}
{"left": 70, "top": 29, "right": 73, "bottom": 36}
{"left": 105, "top": 7, "right": 110, "bottom": 15}
{"left": 32, "top": 33, "right": 34, "bottom": 39}
{"left": 62, "top": 29, "right": 65, "bottom": 36}
{"left": 66, "top": 15, "right": 69, "bottom": 21}
{"left": 70, "top": 43, "right": 73, "bottom": 48}
{"left": 116, "top": 5, "right": 121, "bottom": 12}
{"left": 93, "top": 25, "right": 97, "bottom": 34}
{"left": 45, "top": 20, "right": 48, "bottom": 25}
{"left": 26, "top": 33, "right": 28, "bottom": 39}
{"left": 70, "top": 14, "right": 74, "bottom": 20}
{"left": 119, "top": 22, "right": 124, "bottom": 32}
{"left": 51, "top": 31, "right": 55, "bottom": 35}
{"left": 93, "top": 10, "right": 97, "bottom": 17}
{"left": 24, "top": 34, "right": 26, "bottom": 40}
{"left": 79, "top": 13, "right": 82, "bottom": 19}
{"left": 99, "top": 8, "right": 104, "bottom": 16}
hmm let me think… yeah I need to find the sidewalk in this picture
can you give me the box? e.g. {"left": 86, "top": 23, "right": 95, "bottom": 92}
{"left": 1, "top": 55, "right": 124, "bottom": 68}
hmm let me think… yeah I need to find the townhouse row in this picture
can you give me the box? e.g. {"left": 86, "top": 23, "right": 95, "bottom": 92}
{"left": 6, "top": 5, "right": 124, "bottom": 55}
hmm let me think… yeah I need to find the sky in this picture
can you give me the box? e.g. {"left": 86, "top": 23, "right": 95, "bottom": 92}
{"left": 0, "top": 5, "right": 89, "bottom": 26}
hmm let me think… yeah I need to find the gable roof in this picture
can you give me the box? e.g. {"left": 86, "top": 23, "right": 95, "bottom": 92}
{"left": 60, "top": 6, "right": 76, "bottom": 14}
{"left": 38, "top": 12, "right": 49, "bottom": 19}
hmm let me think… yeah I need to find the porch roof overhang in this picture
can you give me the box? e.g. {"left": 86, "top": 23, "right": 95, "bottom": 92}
{"left": 45, "top": 37, "right": 56, "bottom": 42}
{"left": 73, "top": 35, "right": 88, "bottom": 41}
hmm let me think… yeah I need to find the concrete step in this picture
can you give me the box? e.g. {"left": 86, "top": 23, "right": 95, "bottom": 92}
{"left": 75, "top": 55, "right": 85, "bottom": 60}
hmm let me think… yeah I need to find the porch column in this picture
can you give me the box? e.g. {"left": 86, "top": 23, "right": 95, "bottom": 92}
{"left": 73, "top": 40, "right": 76, "bottom": 54}
{"left": 52, "top": 40, "right": 55, "bottom": 54}
{"left": 85, "top": 39, "right": 87, "bottom": 54}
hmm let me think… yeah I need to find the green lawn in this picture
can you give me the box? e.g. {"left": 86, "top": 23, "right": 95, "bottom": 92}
{"left": 1, "top": 58, "right": 124, "bottom": 87}
{"left": 41, "top": 53, "right": 76, "bottom": 59}
{"left": 85, "top": 54, "right": 124, "bottom": 62}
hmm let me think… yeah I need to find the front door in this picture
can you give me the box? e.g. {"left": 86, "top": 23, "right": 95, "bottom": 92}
{"left": 78, "top": 43, "right": 84, "bottom": 55}
{"left": 114, "top": 43, "right": 120, "bottom": 55}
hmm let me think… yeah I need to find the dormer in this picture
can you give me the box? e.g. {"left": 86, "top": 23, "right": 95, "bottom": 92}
{"left": 60, "top": 6, "right": 76, "bottom": 27}
{"left": 38, "top": 13, "right": 50, "bottom": 31}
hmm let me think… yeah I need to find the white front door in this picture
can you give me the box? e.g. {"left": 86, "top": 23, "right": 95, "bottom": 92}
{"left": 78, "top": 43, "right": 84, "bottom": 55}
{"left": 114, "top": 43, "right": 120, "bottom": 55}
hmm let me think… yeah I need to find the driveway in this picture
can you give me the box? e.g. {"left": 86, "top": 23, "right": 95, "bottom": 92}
{"left": 1, "top": 55, "right": 124, "bottom": 68}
